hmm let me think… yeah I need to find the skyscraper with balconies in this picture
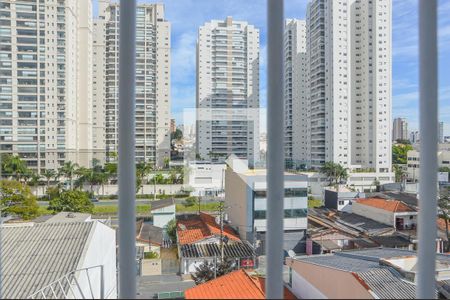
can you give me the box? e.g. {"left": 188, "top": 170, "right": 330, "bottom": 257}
{"left": 392, "top": 117, "right": 408, "bottom": 142}
{"left": 297, "top": 0, "right": 392, "bottom": 172}
{"left": 0, "top": 0, "right": 92, "bottom": 172}
{"left": 284, "top": 19, "right": 308, "bottom": 168}
{"left": 93, "top": 1, "right": 171, "bottom": 166}
{"left": 196, "top": 17, "right": 260, "bottom": 166}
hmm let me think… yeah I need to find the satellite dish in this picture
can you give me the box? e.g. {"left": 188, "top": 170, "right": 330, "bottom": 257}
{"left": 288, "top": 250, "right": 296, "bottom": 258}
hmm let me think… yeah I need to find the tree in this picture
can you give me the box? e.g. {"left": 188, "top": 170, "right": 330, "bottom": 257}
{"left": 392, "top": 144, "right": 413, "bottom": 165}
{"left": 439, "top": 190, "right": 450, "bottom": 252}
{"left": 192, "top": 259, "right": 235, "bottom": 284}
{"left": 165, "top": 218, "right": 177, "bottom": 243}
{"left": 104, "top": 162, "right": 117, "bottom": 182}
{"left": 163, "top": 157, "right": 170, "bottom": 169}
{"left": 319, "top": 162, "right": 348, "bottom": 187}
{"left": 98, "top": 172, "right": 109, "bottom": 196}
{"left": 170, "top": 128, "right": 183, "bottom": 141}
{"left": 28, "top": 173, "right": 41, "bottom": 196}
{"left": 48, "top": 190, "right": 94, "bottom": 213}
{"left": 183, "top": 196, "right": 198, "bottom": 207}
{"left": 372, "top": 179, "right": 381, "bottom": 192}
{"left": 42, "top": 169, "right": 57, "bottom": 196}
{"left": 393, "top": 164, "right": 407, "bottom": 183}
{"left": 1, "top": 155, "right": 28, "bottom": 181}
{"left": 136, "top": 162, "right": 153, "bottom": 193}
{"left": 59, "top": 161, "right": 79, "bottom": 190}
{"left": 0, "top": 180, "right": 39, "bottom": 220}
{"left": 152, "top": 172, "right": 165, "bottom": 185}
{"left": 395, "top": 139, "right": 411, "bottom": 145}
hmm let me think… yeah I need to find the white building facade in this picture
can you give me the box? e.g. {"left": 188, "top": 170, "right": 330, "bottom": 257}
{"left": 196, "top": 17, "right": 260, "bottom": 166}
{"left": 225, "top": 159, "right": 308, "bottom": 252}
{"left": 93, "top": 2, "right": 171, "bottom": 166}
{"left": 284, "top": 19, "right": 308, "bottom": 166}
{"left": 300, "top": 0, "right": 392, "bottom": 172}
{"left": 0, "top": 0, "right": 93, "bottom": 172}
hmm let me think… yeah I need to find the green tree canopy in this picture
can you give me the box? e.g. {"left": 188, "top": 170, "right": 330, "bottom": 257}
{"left": 171, "top": 128, "right": 183, "bottom": 141}
{"left": 192, "top": 259, "right": 236, "bottom": 284}
{"left": 319, "top": 162, "right": 348, "bottom": 186}
{"left": 1, "top": 154, "right": 29, "bottom": 181}
{"left": 48, "top": 190, "right": 94, "bottom": 213}
{"left": 392, "top": 144, "right": 413, "bottom": 165}
{"left": 0, "top": 180, "right": 39, "bottom": 220}
{"left": 165, "top": 218, "right": 177, "bottom": 243}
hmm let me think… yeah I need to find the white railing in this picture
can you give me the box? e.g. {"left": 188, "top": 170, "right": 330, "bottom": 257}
{"left": 28, "top": 265, "right": 110, "bottom": 299}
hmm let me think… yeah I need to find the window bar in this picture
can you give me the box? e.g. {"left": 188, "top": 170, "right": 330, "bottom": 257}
{"left": 417, "top": 0, "right": 438, "bottom": 298}
{"left": 266, "top": 0, "right": 285, "bottom": 299}
{"left": 119, "top": 0, "right": 137, "bottom": 298}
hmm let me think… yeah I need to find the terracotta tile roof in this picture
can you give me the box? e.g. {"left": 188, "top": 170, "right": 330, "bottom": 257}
{"left": 177, "top": 213, "right": 240, "bottom": 245}
{"left": 355, "top": 198, "right": 416, "bottom": 213}
{"left": 184, "top": 269, "right": 297, "bottom": 299}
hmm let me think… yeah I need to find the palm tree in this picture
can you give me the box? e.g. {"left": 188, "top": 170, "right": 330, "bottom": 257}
{"left": 59, "top": 161, "right": 79, "bottom": 190}
{"left": 28, "top": 173, "right": 41, "bottom": 196}
{"left": 42, "top": 169, "right": 56, "bottom": 192}
{"left": 319, "top": 162, "right": 348, "bottom": 187}
{"left": 98, "top": 171, "right": 109, "bottom": 196}
{"left": 42, "top": 169, "right": 56, "bottom": 199}
{"left": 75, "top": 167, "right": 96, "bottom": 192}
{"left": 136, "top": 162, "right": 153, "bottom": 194}
{"left": 2, "top": 155, "right": 27, "bottom": 181}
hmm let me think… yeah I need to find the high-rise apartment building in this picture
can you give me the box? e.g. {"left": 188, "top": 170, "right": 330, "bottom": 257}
{"left": 196, "top": 17, "right": 260, "bottom": 166}
{"left": 297, "top": 0, "right": 392, "bottom": 172}
{"left": 284, "top": 19, "right": 308, "bottom": 167}
{"left": 393, "top": 117, "right": 408, "bottom": 142}
{"left": 93, "top": 1, "right": 171, "bottom": 166}
{"left": 0, "top": 0, "right": 92, "bottom": 172}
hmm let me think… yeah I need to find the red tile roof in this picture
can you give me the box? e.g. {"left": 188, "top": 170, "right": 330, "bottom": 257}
{"left": 184, "top": 269, "right": 297, "bottom": 299}
{"left": 355, "top": 198, "right": 416, "bottom": 213}
{"left": 177, "top": 213, "right": 240, "bottom": 245}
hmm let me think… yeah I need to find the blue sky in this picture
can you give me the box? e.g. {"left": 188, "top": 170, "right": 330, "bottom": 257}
{"left": 94, "top": 0, "right": 450, "bottom": 134}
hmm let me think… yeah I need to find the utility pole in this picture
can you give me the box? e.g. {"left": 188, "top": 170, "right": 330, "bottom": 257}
{"left": 218, "top": 201, "right": 225, "bottom": 261}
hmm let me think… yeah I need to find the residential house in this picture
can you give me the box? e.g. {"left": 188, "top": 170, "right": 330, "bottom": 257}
{"left": 324, "top": 187, "right": 365, "bottom": 212}
{"left": 184, "top": 269, "right": 296, "bottom": 299}
{"left": 353, "top": 198, "right": 417, "bottom": 230}
{"left": 177, "top": 213, "right": 255, "bottom": 274}
{"left": 286, "top": 248, "right": 450, "bottom": 299}
{"left": 151, "top": 198, "right": 176, "bottom": 228}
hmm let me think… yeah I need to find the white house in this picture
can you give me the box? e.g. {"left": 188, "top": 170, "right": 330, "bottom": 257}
{"left": 151, "top": 198, "right": 176, "bottom": 228}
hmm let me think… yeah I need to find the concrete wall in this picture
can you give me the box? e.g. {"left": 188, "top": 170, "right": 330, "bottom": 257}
{"left": 286, "top": 258, "right": 372, "bottom": 299}
{"left": 352, "top": 202, "right": 394, "bottom": 226}
{"left": 73, "top": 221, "right": 117, "bottom": 299}
{"left": 142, "top": 259, "right": 162, "bottom": 276}
{"left": 31, "top": 184, "right": 184, "bottom": 197}
{"left": 187, "top": 163, "right": 226, "bottom": 196}
{"left": 225, "top": 168, "right": 253, "bottom": 240}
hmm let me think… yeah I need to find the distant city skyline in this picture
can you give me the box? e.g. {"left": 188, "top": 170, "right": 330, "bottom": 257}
{"left": 93, "top": 0, "right": 450, "bottom": 135}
